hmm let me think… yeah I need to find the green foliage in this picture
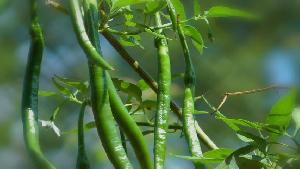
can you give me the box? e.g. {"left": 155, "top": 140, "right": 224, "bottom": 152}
{"left": 21, "top": 0, "right": 299, "bottom": 168}
{"left": 266, "top": 89, "right": 297, "bottom": 139}
{"left": 170, "top": 0, "right": 186, "bottom": 20}
{"left": 206, "top": 6, "right": 257, "bottom": 19}
{"left": 144, "top": 0, "right": 166, "bottom": 14}
{"left": 119, "top": 35, "right": 143, "bottom": 48}
{"left": 183, "top": 25, "right": 204, "bottom": 54}
{"left": 193, "top": 0, "right": 201, "bottom": 16}
{"left": 112, "top": 78, "right": 143, "bottom": 102}
{"left": 111, "top": 0, "right": 149, "bottom": 13}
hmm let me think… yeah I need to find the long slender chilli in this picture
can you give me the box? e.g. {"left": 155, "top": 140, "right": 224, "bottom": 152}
{"left": 69, "top": 0, "right": 114, "bottom": 70}
{"left": 76, "top": 102, "right": 90, "bottom": 169}
{"left": 153, "top": 12, "right": 171, "bottom": 169}
{"left": 102, "top": 30, "right": 218, "bottom": 150}
{"left": 166, "top": 0, "right": 203, "bottom": 162}
{"left": 107, "top": 76, "right": 154, "bottom": 169}
{"left": 70, "top": 0, "right": 133, "bottom": 168}
{"left": 21, "top": 1, "right": 56, "bottom": 169}
{"left": 165, "top": 0, "right": 177, "bottom": 31}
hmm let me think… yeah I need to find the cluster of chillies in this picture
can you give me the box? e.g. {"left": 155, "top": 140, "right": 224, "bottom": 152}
{"left": 21, "top": 0, "right": 218, "bottom": 169}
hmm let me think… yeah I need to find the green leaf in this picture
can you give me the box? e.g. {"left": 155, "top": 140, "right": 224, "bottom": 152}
{"left": 193, "top": 0, "right": 201, "bottom": 16}
{"left": 217, "top": 144, "right": 266, "bottom": 169}
{"left": 119, "top": 35, "right": 144, "bottom": 49}
{"left": 141, "top": 100, "right": 157, "bottom": 111}
{"left": 52, "top": 77, "right": 73, "bottom": 96}
{"left": 134, "top": 100, "right": 157, "bottom": 114}
{"left": 170, "top": 0, "right": 186, "bottom": 20}
{"left": 216, "top": 157, "right": 239, "bottom": 169}
{"left": 144, "top": 0, "right": 167, "bottom": 14}
{"left": 111, "top": 0, "right": 150, "bottom": 13}
{"left": 266, "top": 89, "right": 297, "bottom": 139}
{"left": 183, "top": 25, "right": 204, "bottom": 54}
{"left": 54, "top": 75, "right": 89, "bottom": 93}
{"left": 216, "top": 112, "right": 264, "bottom": 131}
{"left": 173, "top": 148, "right": 233, "bottom": 164}
{"left": 236, "top": 131, "right": 267, "bottom": 153}
{"left": 39, "top": 90, "right": 58, "bottom": 97}
{"left": 124, "top": 13, "right": 136, "bottom": 27}
{"left": 112, "top": 78, "right": 143, "bottom": 102}
{"left": 202, "top": 149, "right": 234, "bottom": 163}
{"left": 206, "top": 6, "right": 257, "bottom": 19}
{"left": 234, "top": 157, "right": 265, "bottom": 169}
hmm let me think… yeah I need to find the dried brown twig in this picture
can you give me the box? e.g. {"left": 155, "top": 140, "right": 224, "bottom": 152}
{"left": 216, "top": 85, "right": 289, "bottom": 111}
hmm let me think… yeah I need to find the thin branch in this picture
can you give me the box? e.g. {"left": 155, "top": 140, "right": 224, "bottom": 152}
{"left": 216, "top": 85, "right": 289, "bottom": 111}
{"left": 101, "top": 30, "right": 218, "bottom": 150}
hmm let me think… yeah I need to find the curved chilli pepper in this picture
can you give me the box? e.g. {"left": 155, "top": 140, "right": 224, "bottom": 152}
{"left": 153, "top": 12, "right": 171, "bottom": 169}
{"left": 21, "top": 1, "right": 56, "bottom": 169}
{"left": 69, "top": 0, "right": 114, "bottom": 70}
{"left": 183, "top": 89, "right": 202, "bottom": 157}
{"left": 165, "top": 0, "right": 203, "bottom": 166}
{"left": 165, "top": 0, "right": 177, "bottom": 31}
{"left": 76, "top": 102, "right": 90, "bottom": 169}
{"left": 73, "top": 0, "right": 133, "bottom": 168}
{"left": 89, "top": 64, "right": 132, "bottom": 169}
{"left": 178, "top": 21, "right": 203, "bottom": 159}
{"left": 107, "top": 76, "right": 154, "bottom": 169}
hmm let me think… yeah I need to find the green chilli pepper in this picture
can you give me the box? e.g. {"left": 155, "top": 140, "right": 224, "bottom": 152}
{"left": 89, "top": 66, "right": 132, "bottom": 169}
{"left": 69, "top": 0, "right": 114, "bottom": 70}
{"left": 166, "top": 0, "right": 203, "bottom": 166}
{"left": 183, "top": 88, "right": 202, "bottom": 157}
{"left": 76, "top": 102, "right": 90, "bottom": 169}
{"left": 165, "top": 0, "right": 177, "bottom": 31}
{"left": 153, "top": 12, "right": 171, "bottom": 169}
{"left": 70, "top": 0, "right": 133, "bottom": 168}
{"left": 107, "top": 75, "right": 154, "bottom": 169}
{"left": 178, "top": 18, "right": 203, "bottom": 158}
{"left": 21, "top": 1, "right": 56, "bottom": 169}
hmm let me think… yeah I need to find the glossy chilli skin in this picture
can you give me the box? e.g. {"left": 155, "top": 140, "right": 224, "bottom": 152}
{"left": 153, "top": 12, "right": 171, "bottom": 169}
{"left": 177, "top": 25, "right": 203, "bottom": 158}
{"left": 166, "top": 0, "right": 203, "bottom": 167}
{"left": 76, "top": 102, "right": 90, "bottom": 169}
{"left": 21, "top": 0, "right": 56, "bottom": 168}
{"left": 107, "top": 76, "right": 154, "bottom": 169}
{"left": 70, "top": 0, "right": 132, "bottom": 168}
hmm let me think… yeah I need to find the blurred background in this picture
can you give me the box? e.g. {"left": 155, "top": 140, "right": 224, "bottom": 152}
{"left": 0, "top": 0, "right": 300, "bottom": 168}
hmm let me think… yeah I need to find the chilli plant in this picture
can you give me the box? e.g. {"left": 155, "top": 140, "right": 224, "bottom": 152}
{"left": 21, "top": 0, "right": 300, "bottom": 169}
